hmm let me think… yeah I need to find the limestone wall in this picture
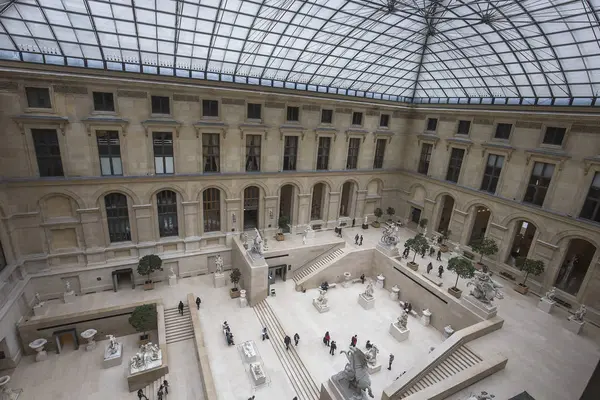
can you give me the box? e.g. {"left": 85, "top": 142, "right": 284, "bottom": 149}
{"left": 300, "top": 248, "right": 373, "bottom": 289}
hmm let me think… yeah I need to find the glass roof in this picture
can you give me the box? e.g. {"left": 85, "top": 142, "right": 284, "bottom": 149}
{"left": 1, "top": 0, "right": 600, "bottom": 106}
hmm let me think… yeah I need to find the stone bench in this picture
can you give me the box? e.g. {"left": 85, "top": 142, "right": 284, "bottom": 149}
{"left": 351, "top": 278, "right": 362, "bottom": 284}
{"left": 398, "top": 301, "right": 419, "bottom": 318}
{"left": 328, "top": 283, "right": 337, "bottom": 289}
{"left": 421, "top": 273, "right": 443, "bottom": 287}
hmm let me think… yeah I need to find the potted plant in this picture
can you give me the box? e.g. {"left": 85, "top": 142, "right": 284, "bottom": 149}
{"left": 229, "top": 268, "right": 242, "bottom": 298}
{"left": 276, "top": 216, "right": 289, "bottom": 241}
{"left": 515, "top": 258, "right": 545, "bottom": 295}
{"left": 447, "top": 257, "right": 475, "bottom": 298}
{"left": 372, "top": 208, "right": 383, "bottom": 228}
{"left": 471, "top": 237, "right": 499, "bottom": 270}
{"left": 137, "top": 254, "right": 163, "bottom": 290}
{"left": 440, "top": 229, "right": 452, "bottom": 252}
{"left": 404, "top": 234, "right": 429, "bottom": 271}
{"left": 386, "top": 207, "right": 396, "bottom": 222}
{"left": 419, "top": 218, "right": 428, "bottom": 233}
{"left": 129, "top": 304, "right": 156, "bottom": 344}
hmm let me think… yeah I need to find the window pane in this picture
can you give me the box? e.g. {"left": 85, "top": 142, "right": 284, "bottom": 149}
{"left": 113, "top": 157, "right": 123, "bottom": 175}
{"left": 321, "top": 109, "right": 333, "bottom": 124}
{"left": 100, "top": 157, "right": 112, "bottom": 175}
{"left": 155, "top": 157, "right": 164, "bottom": 174}
{"left": 165, "top": 157, "right": 174, "bottom": 174}
{"left": 26, "top": 87, "right": 51, "bottom": 108}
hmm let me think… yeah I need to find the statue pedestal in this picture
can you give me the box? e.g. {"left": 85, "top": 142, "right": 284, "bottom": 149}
{"left": 443, "top": 325, "right": 455, "bottom": 339}
{"left": 566, "top": 318, "right": 585, "bottom": 335}
{"left": 389, "top": 323, "right": 410, "bottom": 342}
{"left": 358, "top": 294, "right": 375, "bottom": 310}
{"left": 168, "top": 275, "right": 177, "bottom": 287}
{"left": 538, "top": 297, "right": 556, "bottom": 314}
{"left": 420, "top": 309, "right": 432, "bottom": 326}
{"left": 239, "top": 290, "right": 248, "bottom": 308}
{"left": 33, "top": 303, "right": 48, "bottom": 317}
{"left": 375, "top": 275, "right": 385, "bottom": 289}
{"left": 461, "top": 295, "right": 497, "bottom": 320}
{"left": 103, "top": 343, "right": 123, "bottom": 368}
{"left": 250, "top": 362, "right": 267, "bottom": 385}
{"left": 376, "top": 242, "right": 399, "bottom": 257}
{"left": 241, "top": 341, "right": 257, "bottom": 362}
{"left": 367, "top": 362, "right": 382, "bottom": 374}
{"left": 313, "top": 299, "right": 330, "bottom": 313}
{"left": 214, "top": 273, "right": 226, "bottom": 288}
{"left": 342, "top": 272, "right": 352, "bottom": 288}
{"left": 306, "top": 229, "right": 315, "bottom": 239}
{"left": 63, "top": 291, "right": 75, "bottom": 304}
{"left": 35, "top": 350, "right": 47, "bottom": 362}
{"left": 389, "top": 285, "right": 400, "bottom": 301}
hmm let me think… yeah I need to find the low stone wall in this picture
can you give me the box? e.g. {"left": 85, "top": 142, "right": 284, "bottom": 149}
{"left": 301, "top": 248, "right": 373, "bottom": 289}
{"left": 187, "top": 293, "right": 218, "bottom": 400}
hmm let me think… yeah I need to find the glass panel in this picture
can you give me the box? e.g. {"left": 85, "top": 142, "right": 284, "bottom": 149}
{"left": 100, "top": 157, "right": 112, "bottom": 175}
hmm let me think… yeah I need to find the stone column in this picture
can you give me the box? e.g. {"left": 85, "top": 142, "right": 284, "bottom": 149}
{"left": 448, "top": 209, "right": 468, "bottom": 244}
{"left": 486, "top": 222, "right": 508, "bottom": 266}
{"left": 225, "top": 198, "right": 241, "bottom": 232}
{"left": 537, "top": 239, "right": 563, "bottom": 290}
{"left": 328, "top": 191, "right": 341, "bottom": 227}
{"left": 423, "top": 198, "right": 436, "bottom": 226}
{"left": 77, "top": 208, "right": 105, "bottom": 249}
{"left": 133, "top": 204, "right": 155, "bottom": 243}
{"left": 182, "top": 201, "right": 199, "bottom": 238}
{"left": 297, "top": 193, "right": 312, "bottom": 229}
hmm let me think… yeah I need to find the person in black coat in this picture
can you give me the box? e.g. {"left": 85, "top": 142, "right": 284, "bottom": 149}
{"left": 294, "top": 333, "right": 300, "bottom": 346}
{"left": 329, "top": 340, "right": 337, "bottom": 355}
{"left": 438, "top": 265, "right": 444, "bottom": 278}
{"left": 437, "top": 250, "right": 442, "bottom": 261}
{"left": 178, "top": 300, "right": 184, "bottom": 316}
{"left": 137, "top": 389, "right": 149, "bottom": 400}
{"left": 195, "top": 296, "right": 201, "bottom": 309}
{"left": 262, "top": 327, "right": 268, "bottom": 341}
{"left": 427, "top": 262, "right": 433, "bottom": 274}
{"left": 284, "top": 335, "right": 291, "bottom": 350}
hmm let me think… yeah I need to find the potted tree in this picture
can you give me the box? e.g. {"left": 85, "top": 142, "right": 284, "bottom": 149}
{"left": 419, "top": 218, "right": 428, "bottom": 233}
{"left": 386, "top": 207, "right": 396, "bottom": 222}
{"left": 276, "top": 216, "right": 289, "bottom": 241}
{"left": 138, "top": 254, "right": 163, "bottom": 290}
{"left": 447, "top": 257, "right": 476, "bottom": 298}
{"left": 229, "top": 268, "right": 242, "bottom": 298}
{"left": 372, "top": 208, "right": 383, "bottom": 228}
{"left": 471, "top": 237, "right": 499, "bottom": 271}
{"left": 404, "top": 234, "right": 429, "bottom": 271}
{"left": 440, "top": 229, "right": 452, "bottom": 252}
{"left": 515, "top": 258, "right": 545, "bottom": 295}
{"left": 129, "top": 304, "right": 156, "bottom": 344}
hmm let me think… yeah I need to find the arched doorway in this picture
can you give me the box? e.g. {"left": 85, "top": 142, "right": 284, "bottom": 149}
{"left": 311, "top": 183, "right": 325, "bottom": 220}
{"left": 555, "top": 239, "right": 597, "bottom": 296}
{"left": 339, "top": 181, "right": 355, "bottom": 217}
{"left": 243, "top": 186, "right": 260, "bottom": 230}
{"left": 468, "top": 206, "right": 491, "bottom": 245}
{"left": 279, "top": 184, "right": 295, "bottom": 232}
{"left": 506, "top": 220, "right": 537, "bottom": 266}
{"left": 437, "top": 195, "right": 455, "bottom": 233}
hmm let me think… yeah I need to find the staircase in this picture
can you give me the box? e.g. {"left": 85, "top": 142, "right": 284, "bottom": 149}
{"left": 141, "top": 374, "right": 169, "bottom": 400}
{"left": 293, "top": 247, "right": 345, "bottom": 289}
{"left": 164, "top": 305, "right": 194, "bottom": 344}
{"left": 254, "top": 300, "right": 319, "bottom": 400}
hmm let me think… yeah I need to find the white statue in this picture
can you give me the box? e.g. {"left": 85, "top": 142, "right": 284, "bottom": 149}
{"left": 302, "top": 235, "right": 307, "bottom": 245}
{"left": 424, "top": 227, "right": 428, "bottom": 237}
{"left": 364, "top": 343, "right": 379, "bottom": 366}
{"left": 380, "top": 221, "right": 400, "bottom": 246}
{"left": 250, "top": 229, "right": 264, "bottom": 257}
{"left": 364, "top": 215, "right": 368, "bottom": 225}
{"left": 467, "top": 271, "right": 504, "bottom": 304}
{"left": 570, "top": 305, "right": 587, "bottom": 322}
{"left": 34, "top": 292, "right": 42, "bottom": 306}
{"left": 315, "top": 289, "right": 328, "bottom": 306}
{"left": 544, "top": 287, "right": 556, "bottom": 302}
{"left": 65, "top": 280, "right": 71, "bottom": 293}
{"left": 396, "top": 311, "right": 408, "bottom": 330}
{"left": 558, "top": 255, "right": 578, "bottom": 288}
{"left": 215, "top": 255, "right": 224, "bottom": 274}
{"left": 363, "top": 282, "right": 374, "bottom": 299}
{"left": 106, "top": 334, "right": 118, "bottom": 355}
{"left": 468, "top": 391, "right": 495, "bottom": 400}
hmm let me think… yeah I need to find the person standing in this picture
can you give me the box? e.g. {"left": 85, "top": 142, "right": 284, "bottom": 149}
{"left": 157, "top": 386, "right": 163, "bottom": 400}
{"left": 284, "top": 335, "right": 291, "bottom": 350}
{"left": 437, "top": 250, "right": 442, "bottom": 261}
{"left": 294, "top": 333, "right": 300, "bottom": 346}
{"left": 137, "top": 389, "right": 149, "bottom": 400}
{"left": 195, "top": 296, "right": 201, "bottom": 309}
{"left": 388, "top": 353, "right": 395, "bottom": 370}
{"left": 429, "top": 247, "right": 435, "bottom": 257}
{"left": 351, "top": 335, "right": 357, "bottom": 347}
{"left": 330, "top": 340, "right": 337, "bottom": 355}
{"left": 359, "top": 235, "right": 363, "bottom": 246}
{"left": 323, "top": 331, "right": 330, "bottom": 346}
{"left": 427, "top": 262, "right": 433, "bottom": 274}
{"left": 178, "top": 300, "right": 184, "bottom": 316}
{"left": 360, "top": 273, "right": 365, "bottom": 284}
{"left": 355, "top": 234, "right": 359, "bottom": 245}
{"left": 262, "top": 327, "right": 269, "bottom": 341}
{"left": 438, "top": 265, "right": 444, "bottom": 278}
{"left": 163, "top": 380, "right": 169, "bottom": 395}
{"left": 339, "top": 227, "right": 343, "bottom": 237}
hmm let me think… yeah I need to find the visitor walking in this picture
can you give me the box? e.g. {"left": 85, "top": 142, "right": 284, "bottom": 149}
{"left": 351, "top": 335, "right": 358, "bottom": 347}
{"left": 429, "top": 247, "right": 435, "bottom": 257}
{"left": 294, "top": 333, "right": 300, "bottom": 346}
{"left": 438, "top": 265, "right": 444, "bottom": 278}
{"left": 137, "top": 389, "right": 149, "bottom": 400}
{"left": 421, "top": 248, "right": 426, "bottom": 258}
{"left": 355, "top": 234, "right": 359, "bottom": 244}
{"left": 330, "top": 340, "right": 337, "bottom": 355}
{"left": 284, "top": 335, "right": 291, "bottom": 350}
{"left": 262, "top": 327, "right": 269, "bottom": 341}
{"left": 388, "top": 353, "right": 395, "bottom": 370}
{"left": 437, "top": 250, "right": 442, "bottom": 261}
{"left": 163, "top": 380, "right": 169, "bottom": 394}
{"left": 157, "top": 386, "right": 163, "bottom": 400}
{"left": 360, "top": 273, "right": 365, "bottom": 284}
{"left": 323, "top": 331, "right": 330, "bottom": 346}
{"left": 365, "top": 340, "right": 372, "bottom": 349}
{"left": 178, "top": 300, "right": 184, "bottom": 316}
{"left": 427, "top": 262, "right": 433, "bottom": 274}
{"left": 195, "top": 296, "right": 201, "bottom": 309}
{"left": 339, "top": 227, "right": 343, "bottom": 237}
{"left": 247, "top": 396, "right": 255, "bottom": 400}
{"left": 359, "top": 235, "right": 363, "bottom": 246}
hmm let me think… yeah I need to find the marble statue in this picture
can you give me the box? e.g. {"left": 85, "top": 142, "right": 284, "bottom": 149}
{"left": 363, "top": 282, "right": 374, "bottom": 299}
{"left": 396, "top": 311, "right": 408, "bottom": 330}
{"left": 380, "top": 221, "right": 400, "bottom": 246}
{"left": 364, "top": 215, "right": 368, "bottom": 225}
{"left": 65, "top": 280, "right": 71, "bottom": 292}
{"left": 467, "top": 391, "right": 495, "bottom": 400}
{"left": 250, "top": 229, "right": 264, "bottom": 257}
{"left": 130, "top": 342, "right": 161, "bottom": 372}
{"left": 364, "top": 344, "right": 379, "bottom": 366}
{"left": 467, "top": 271, "right": 504, "bottom": 304}
{"left": 315, "top": 289, "right": 328, "bottom": 306}
{"left": 544, "top": 287, "right": 556, "bottom": 302}
{"left": 169, "top": 266, "right": 175, "bottom": 276}
{"left": 302, "top": 235, "right": 307, "bottom": 245}
{"left": 454, "top": 242, "right": 461, "bottom": 254}
{"left": 106, "top": 335, "right": 118, "bottom": 355}
{"left": 570, "top": 305, "right": 586, "bottom": 322}
{"left": 335, "top": 346, "right": 374, "bottom": 399}
{"left": 423, "top": 227, "right": 428, "bottom": 237}
{"left": 215, "top": 255, "right": 224, "bottom": 274}
{"left": 240, "top": 232, "right": 248, "bottom": 248}
{"left": 34, "top": 292, "right": 42, "bottom": 306}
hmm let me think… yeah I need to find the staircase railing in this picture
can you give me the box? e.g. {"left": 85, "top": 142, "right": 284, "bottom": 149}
{"left": 294, "top": 243, "right": 342, "bottom": 279}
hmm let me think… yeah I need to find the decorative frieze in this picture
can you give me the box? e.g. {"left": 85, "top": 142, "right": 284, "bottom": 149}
{"left": 222, "top": 98, "right": 245, "bottom": 105}
{"left": 571, "top": 124, "right": 600, "bottom": 134}
{"left": 516, "top": 121, "right": 542, "bottom": 130}
{"left": 440, "top": 115, "right": 457, "bottom": 122}
{"left": 53, "top": 85, "right": 88, "bottom": 94}
{"left": 117, "top": 90, "right": 147, "bottom": 99}
{"left": 392, "top": 110, "right": 409, "bottom": 118}
{"left": 335, "top": 107, "right": 352, "bottom": 114}
{"left": 473, "top": 118, "right": 493, "bottom": 125}
{"left": 265, "top": 102, "right": 285, "bottom": 109}
{"left": 366, "top": 109, "right": 379, "bottom": 116}
{"left": 302, "top": 104, "right": 320, "bottom": 111}
{"left": 173, "top": 94, "right": 199, "bottom": 102}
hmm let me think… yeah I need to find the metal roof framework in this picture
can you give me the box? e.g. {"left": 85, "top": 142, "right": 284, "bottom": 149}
{"left": 1, "top": 0, "right": 600, "bottom": 106}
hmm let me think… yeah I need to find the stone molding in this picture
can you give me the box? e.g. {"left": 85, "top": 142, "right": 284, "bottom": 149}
{"left": 173, "top": 94, "right": 199, "bottom": 102}
{"left": 117, "top": 90, "right": 147, "bottom": 99}
{"left": 53, "top": 85, "right": 88, "bottom": 94}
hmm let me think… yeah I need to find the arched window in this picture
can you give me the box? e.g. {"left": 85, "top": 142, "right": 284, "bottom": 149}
{"left": 243, "top": 186, "right": 260, "bottom": 229}
{"left": 104, "top": 193, "right": 131, "bottom": 242}
{"left": 203, "top": 188, "right": 221, "bottom": 232}
{"left": 157, "top": 190, "right": 178, "bottom": 237}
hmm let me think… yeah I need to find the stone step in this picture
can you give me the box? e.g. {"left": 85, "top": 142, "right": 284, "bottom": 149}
{"left": 164, "top": 306, "right": 193, "bottom": 345}
{"left": 293, "top": 248, "right": 345, "bottom": 286}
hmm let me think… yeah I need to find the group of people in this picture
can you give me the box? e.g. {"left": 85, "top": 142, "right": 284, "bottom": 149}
{"left": 401, "top": 246, "right": 443, "bottom": 262}
{"left": 223, "top": 321, "right": 235, "bottom": 346}
{"left": 136, "top": 380, "right": 169, "bottom": 400}
{"left": 283, "top": 333, "right": 301, "bottom": 350}
{"left": 322, "top": 331, "right": 337, "bottom": 355}
{"left": 353, "top": 234, "right": 364, "bottom": 246}
{"left": 426, "top": 262, "right": 444, "bottom": 278}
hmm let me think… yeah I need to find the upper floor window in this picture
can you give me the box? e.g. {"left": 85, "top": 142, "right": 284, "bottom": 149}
{"left": 581, "top": 172, "right": 600, "bottom": 223}
{"left": 523, "top": 162, "right": 555, "bottom": 206}
{"left": 346, "top": 137, "right": 360, "bottom": 169}
{"left": 446, "top": 148, "right": 465, "bottom": 183}
{"left": 543, "top": 126, "right": 566, "bottom": 146}
{"left": 379, "top": 114, "right": 390, "bottom": 128}
{"left": 32, "top": 129, "right": 64, "bottom": 177}
{"left": 151, "top": 96, "right": 170, "bottom": 115}
{"left": 283, "top": 136, "right": 298, "bottom": 171}
{"left": 153, "top": 132, "right": 174, "bottom": 174}
{"left": 457, "top": 120, "right": 471, "bottom": 135}
{"left": 26, "top": 87, "right": 51, "bottom": 108}
{"left": 105, "top": 193, "right": 131, "bottom": 242}
{"left": 373, "top": 138, "right": 386, "bottom": 169}
{"left": 352, "top": 112, "right": 363, "bottom": 126}
{"left": 202, "top": 100, "right": 219, "bottom": 117}
{"left": 321, "top": 109, "right": 333, "bottom": 124}
{"left": 203, "top": 188, "right": 221, "bottom": 232}
{"left": 246, "top": 134, "right": 261, "bottom": 171}
{"left": 418, "top": 143, "right": 433, "bottom": 175}
{"left": 426, "top": 118, "right": 438, "bottom": 132}
{"left": 248, "top": 103, "right": 262, "bottom": 119}
{"left": 93, "top": 92, "right": 115, "bottom": 112}
{"left": 286, "top": 106, "right": 299, "bottom": 122}
{"left": 97, "top": 131, "right": 122, "bottom": 176}
{"left": 494, "top": 123, "right": 512, "bottom": 140}
{"left": 157, "top": 190, "right": 178, "bottom": 237}
{"left": 202, "top": 133, "right": 220, "bottom": 173}
{"left": 317, "top": 136, "right": 331, "bottom": 170}
{"left": 480, "top": 154, "right": 504, "bottom": 194}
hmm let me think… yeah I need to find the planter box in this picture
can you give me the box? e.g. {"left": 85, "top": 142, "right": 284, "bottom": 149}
{"left": 514, "top": 283, "right": 529, "bottom": 295}
{"left": 440, "top": 244, "right": 449, "bottom": 253}
{"left": 371, "top": 221, "right": 380, "bottom": 228}
{"left": 448, "top": 287, "right": 462, "bottom": 299}
{"left": 230, "top": 288, "right": 241, "bottom": 298}
{"left": 475, "top": 262, "right": 485, "bottom": 271}
{"left": 407, "top": 262, "right": 419, "bottom": 271}
{"left": 275, "top": 233, "right": 285, "bottom": 241}
{"left": 138, "top": 334, "right": 150, "bottom": 346}
{"left": 143, "top": 282, "right": 154, "bottom": 291}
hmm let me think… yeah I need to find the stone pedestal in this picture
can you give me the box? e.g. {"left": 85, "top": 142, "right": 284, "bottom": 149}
{"left": 420, "top": 309, "right": 432, "bottom": 326}
{"left": 566, "top": 318, "right": 585, "bottom": 335}
{"left": 33, "top": 303, "right": 47, "bottom": 317}
{"left": 376, "top": 242, "right": 399, "bottom": 257}
{"left": 389, "top": 285, "right": 400, "bottom": 301}
{"left": 168, "top": 275, "right": 177, "bottom": 287}
{"left": 389, "top": 323, "right": 410, "bottom": 342}
{"left": 313, "top": 299, "right": 330, "bottom": 313}
{"left": 239, "top": 290, "right": 248, "bottom": 308}
{"left": 241, "top": 341, "right": 257, "bottom": 362}
{"left": 250, "top": 362, "right": 266, "bottom": 385}
{"left": 63, "top": 291, "right": 75, "bottom": 304}
{"left": 358, "top": 294, "right": 375, "bottom": 310}
{"left": 444, "top": 325, "right": 455, "bottom": 339}
{"left": 103, "top": 343, "right": 123, "bottom": 368}
{"left": 306, "top": 229, "right": 315, "bottom": 239}
{"left": 461, "top": 295, "right": 498, "bottom": 320}
{"left": 538, "top": 297, "right": 555, "bottom": 314}
{"left": 367, "top": 363, "right": 382, "bottom": 374}
{"left": 342, "top": 272, "right": 352, "bottom": 288}
{"left": 375, "top": 274, "right": 385, "bottom": 289}
{"left": 214, "top": 273, "right": 226, "bottom": 288}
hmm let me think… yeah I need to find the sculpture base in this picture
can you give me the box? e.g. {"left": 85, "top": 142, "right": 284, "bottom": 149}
{"left": 306, "top": 230, "right": 315, "bottom": 239}
{"left": 566, "top": 319, "right": 585, "bottom": 335}
{"left": 538, "top": 298, "right": 555, "bottom": 314}
{"left": 214, "top": 273, "right": 226, "bottom": 288}
{"left": 376, "top": 242, "right": 399, "bottom": 258}
{"left": 420, "top": 313, "right": 431, "bottom": 327}
{"left": 358, "top": 294, "right": 375, "bottom": 310}
{"left": 322, "top": 375, "right": 370, "bottom": 400}
{"left": 375, "top": 277, "right": 385, "bottom": 289}
{"left": 313, "top": 299, "right": 330, "bottom": 313}
{"left": 250, "top": 362, "right": 266, "bottom": 385}
{"left": 389, "top": 290, "right": 399, "bottom": 301}
{"left": 103, "top": 343, "right": 123, "bottom": 368}
{"left": 33, "top": 303, "right": 47, "bottom": 317}
{"left": 389, "top": 323, "right": 410, "bottom": 342}
{"left": 168, "top": 275, "right": 177, "bottom": 287}
{"left": 367, "top": 362, "right": 382, "bottom": 374}
{"left": 63, "top": 291, "right": 75, "bottom": 304}
{"left": 239, "top": 297, "right": 248, "bottom": 308}
{"left": 461, "top": 295, "right": 497, "bottom": 320}
{"left": 241, "top": 341, "right": 257, "bottom": 362}
{"left": 35, "top": 351, "right": 47, "bottom": 362}
{"left": 85, "top": 341, "right": 96, "bottom": 351}
{"left": 342, "top": 280, "right": 352, "bottom": 288}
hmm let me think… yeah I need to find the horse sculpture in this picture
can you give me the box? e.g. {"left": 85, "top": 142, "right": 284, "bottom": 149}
{"left": 335, "top": 347, "right": 374, "bottom": 399}
{"left": 380, "top": 222, "right": 400, "bottom": 246}
{"left": 467, "top": 271, "right": 504, "bottom": 304}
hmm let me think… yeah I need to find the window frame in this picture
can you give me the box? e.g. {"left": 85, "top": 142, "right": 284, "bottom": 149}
{"left": 96, "top": 130, "right": 123, "bottom": 176}
{"left": 446, "top": 147, "right": 465, "bottom": 183}
{"left": 373, "top": 138, "right": 387, "bottom": 169}
{"left": 247, "top": 102, "right": 263, "bottom": 121}
{"left": 379, "top": 114, "right": 390, "bottom": 128}
{"left": 104, "top": 192, "right": 132, "bottom": 243}
{"left": 523, "top": 161, "right": 556, "bottom": 207}
{"left": 351, "top": 111, "right": 364, "bottom": 127}
{"left": 31, "top": 128, "right": 64, "bottom": 177}
{"left": 282, "top": 135, "right": 299, "bottom": 171}
{"left": 152, "top": 131, "right": 175, "bottom": 175}
{"left": 156, "top": 190, "right": 179, "bottom": 238}
{"left": 321, "top": 109, "right": 334, "bottom": 124}
{"left": 418, "top": 142, "right": 433, "bottom": 175}
{"left": 346, "top": 137, "right": 361, "bottom": 170}
{"left": 425, "top": 117, "right": 438, "bottom": 133}
{"left": 202, "top": 133, "right": 221, "bottom": 173}
{"left": 92, "top": 91, "right": 116, "bottom": 113}
{"left": 245, "top": 134, "right": 262, "bottom": 172}
{"left": 316, "top": 135, "right": 332, "bottom": 170}
{"left": 541, "top": 125, "right": 569, "bottom": 148}
{"left": 286, "top": 105, "right": 300, "bottom": 123}
{"left": 493, "top": 122, "right": 513, "bottom": 141}
{"left": 202, "top": 99, "right": 220, "bottom": 119}
{"left": 480, "top": 153, "right": 505, "bottom": 194}
{"left": 202, "top": 188, "right": 222, "bottom": 233}
{"left": 24, "top": 86, "right": 53, "bottom": 111}
{"left": 150, "top": 95, "right": 172, "bottom": 116}
{"left": 456, "top": 119, "right": 472, "bottom": 136}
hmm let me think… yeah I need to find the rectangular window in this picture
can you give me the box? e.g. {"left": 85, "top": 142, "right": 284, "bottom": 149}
{"left": 105, "top": 193, "right": 131, "bottom": 242}
{"left": 246, "top": 134, "right": 261, "bottom": 171}
{"left": 202, "top": 133, "right": 220, "bottom": 173}
{"left": 379, "top": 114, "right": 390, "bottom": 127}
{"left": 373, "top": 138, "right": 386, "bottom": 169}
{"left": 153, "top": 132, "right": 174, "bottom": 174}
{"left": 418, "top": 143, "right": 433, "bottom": 174}
{"left": 321, "top": 109, "right": 333, "bottom": 124}
{"left": 247, "top": 103, "right": 262, "bottom": 119}
{"left": 93, "top": 92, "right": 115, "bottom": 112}
{"left": 426, "top": 118, "right": 438, "bottom": 132}
{"left": 317, "top": 137, "right": 331, "bottom": 170}
{"left": 480, "top": 154, "right": 504, "bottom": 194}
{"left": 580, "top": 172, "right": 600, "bottom": 223}
{"left": 97, "top": 131, "right": 122, "bottom": 176}
{"left": 151, "top": 96, "right": 170, "bottom": 114}
{"left": 543, "top": 126, "right": 566, "bottom": 146}
{"left": 283, "top": 136, "right": 298, "bottom": 171}
{"left": 352, "top": 112, "right": 363, "bottom": 126}
{"left": 203, "top": 188, "right": 221, "bottom": 232}
{"left": 32, "top": 129, "right": 63, "bottom": 177}
{"left": 346, "top": 137, "right": 360, "bottom": 169}
{"left": 26, "top": 87, "right": 52, "bottom": 108}
{"left": 457, "top": 120, "right": 471, "bottom": 135}
{"left": 446, "top": 148, "right": 465, "bottom": 183}
{"left": 286, "top": 106, "right": 299, "bottom": 122}
{"left": 202, "top": 100, "right": 219, "bottom": 117}
{"left": 494, "top": 123, "right": 512, "bottom": 140}
{"left": 523, "top": 162, "right": 555, "bottom": 206}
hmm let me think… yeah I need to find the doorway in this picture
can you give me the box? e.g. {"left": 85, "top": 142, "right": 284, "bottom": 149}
{"left": 267, "top": 264, "right": 288, "bottom": 293}
{"left": 468, "top": 206, "right": 491, "bottom": 245}
{"left": 410, "top": 207, "right": 422, "bottom": 224}
{"left": 112, "top": 268, "right": 135, "bottom": 292}
{"left": 279, "top": 185, "right": 294, "bottom": 232}
{"left": 53, "top": 328, "right": 79, "bottom": 354}
{"left": 244, "top": 186, "right": 260, "bottom": 230}
{"left": 437, "top": 195, "right": 455, "bottom": 233}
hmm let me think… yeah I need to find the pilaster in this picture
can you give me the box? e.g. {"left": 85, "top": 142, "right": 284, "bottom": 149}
{"left": 133, "top": 204, "right": 154, "bottom": 242}
{"left": 77, "top": 208, "right": 105, "bottom": 249}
